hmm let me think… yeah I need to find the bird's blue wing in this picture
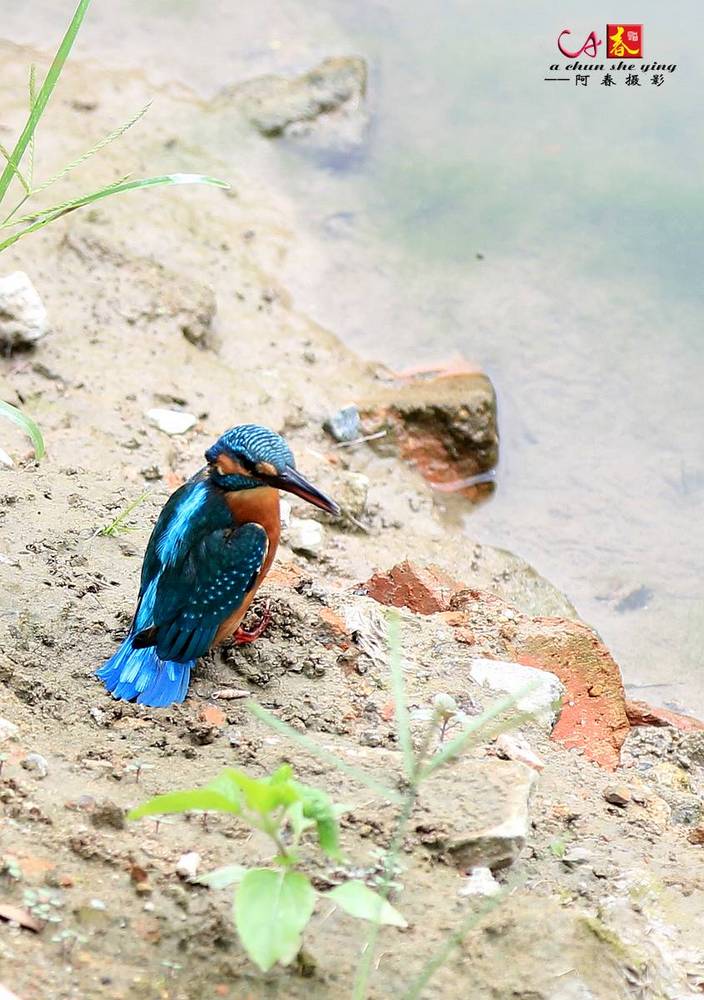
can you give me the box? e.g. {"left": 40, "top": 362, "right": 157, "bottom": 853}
{"left": 135, "top": 522, "right": 268, "bottom": 662}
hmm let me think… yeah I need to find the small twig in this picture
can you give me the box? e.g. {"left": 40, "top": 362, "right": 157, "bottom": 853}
{"left": 335, "top": 430, "right": 387, "bottom": 449}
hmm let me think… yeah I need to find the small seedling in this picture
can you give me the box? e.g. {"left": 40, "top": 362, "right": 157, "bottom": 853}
{"left": 97, "top": 491, "right": 150, "bottom": 538}
{"left": 129, "top": 765, "right": 406, "bottom": 973}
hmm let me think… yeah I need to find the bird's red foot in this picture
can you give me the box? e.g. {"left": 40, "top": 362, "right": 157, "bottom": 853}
{"left": 232, "top": 603, "right": 272, "bottom": 645}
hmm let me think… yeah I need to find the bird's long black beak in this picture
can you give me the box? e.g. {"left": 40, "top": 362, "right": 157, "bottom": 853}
{"left": 269, "top": 465, "right": 340, "bottom": 516}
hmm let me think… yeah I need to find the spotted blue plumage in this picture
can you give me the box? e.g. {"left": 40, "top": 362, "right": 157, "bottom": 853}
{"left": 97, "top": 472, "right": 266, "bottom": 707}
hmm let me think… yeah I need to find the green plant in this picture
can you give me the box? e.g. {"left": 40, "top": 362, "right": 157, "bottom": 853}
{"left": 96, "top": 490, "right": 150, "bottom": 538}
{"left": 0, "top": 399, "right": 45, "bottom": 459}
{"left": 129, "top": 764, "right": 406, "bottom": 973}
{"left": 249, "top": 612, "right": 539, "bottom": 999}
{"left": 130, "top": 614, "right": 538, "bottom": 994}
{"left": 0, "top": 0, "right": 227, "bottom": 253}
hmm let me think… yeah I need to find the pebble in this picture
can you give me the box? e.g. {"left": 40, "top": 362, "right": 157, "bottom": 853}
{"left": 323, "top": 404, "right": 361, "bottom": 443}
{"left": 334, "top": 471, "right": 369, "bottom": 519}
{"left": 0, "top": 271, "right": 48, "bottom": 349}
{"left": 212, "top": 688, "right": 249, "bottom": 700}
{"left": 495, "top": 734, "right": 545, "bottom": 772}
{"left": 145, "top": 408, "right": 197, "bottom": 435}
{"left": 280, "top": 498, "right": 292, "bottom": 528}
{"left": 457, "top": 866, "right": 502, "bottom": 897}
{"left": 0, "top": 718, "right": 19, "bottom": 743}
{"left": 0, "top": 447, "right": 14, "bottom": 469}
{"left": 176, "top": 851, "right": 200, "bottom": 880}
{"left": 603, "top": 784, "right": 631, "bottom": 807}
{"left": 561, "top": 846, "right": 592, "bottom": 867}
{"left": 288, "top": 518, "right": 325, "bottom": 558}
{"left": 21, "top": 752, "right": 49, "bottom": 778}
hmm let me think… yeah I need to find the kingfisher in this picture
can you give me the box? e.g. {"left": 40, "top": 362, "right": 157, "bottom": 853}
{"left": 97, "top": 424, "right": 339, "bottom": 708}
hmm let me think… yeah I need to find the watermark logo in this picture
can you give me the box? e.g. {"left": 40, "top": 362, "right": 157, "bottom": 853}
{"left": 545, "top": 23, "right": 675, "bottom": 86}
{"left": 606, "top": 24, "right": 643, "bottom": 59}
{"left": 557, "top": 29, "right": 602, "bottom": 59}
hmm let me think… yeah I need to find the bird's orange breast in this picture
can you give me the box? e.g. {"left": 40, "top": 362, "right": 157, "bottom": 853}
{"left": 214, "top": 486, "right": 281, "bottom": 643}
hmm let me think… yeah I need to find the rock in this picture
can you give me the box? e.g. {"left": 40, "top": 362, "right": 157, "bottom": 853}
{"left": 470, "top": 658, "right": 565, "bottom": 729}
{"left": 176, "top": 851, "right": 200, "bottom": 880}
{"left": 457, "top": 866, "right": 502, "bottom": 897}
{"left": 176, "top": 283, "right": 216, "bottom": 349}
{"left": 649, "top": 762, "right": 692, "bottom": 793}
{"left": 495, "top": 733, "right": 545, "bottom": 772}
{"left": 417, "top": 760, "right": 537, "bottom": 871}
{"left": 288, "top": 518, "right": 325, "bottom": 558}
{"left": 364, "top": 560, "right": 462, "bottom": 615}
{"left": 324, "top": 404, "right": 361, "bottom": 442}
{"left": 198, "top": 704, "right": 226, "bottom": 728}
{"left": 603, "top": 784, "right": 631, "bottom": 806}
{"left": 0, "top": 271, "right": 48, "bottom": 349}
{"left": 145, "top": 408, "right": 197, "bottom": 435}
{"left": 20, "top": 753, "right": 49, "bottom": 779}
{"left": 212, "top": 688, "right": 249, "bottom": 700}
{"left": 0, "top": 718, "right": 19, "bottom": 743}
{"left": 333, "top": 471, "right": 369, "bottom": 520}
{"left": 687, "top": 825, "right": 704, "bottom": 845}
{"left": 90, "top": 799, "right": 126, "bottom": 830}
{"left": 561, "top": 846, "right": 592, "bottom": 866}
{"left": 625, "top": 699, "right": 704, "bottom": 733}
{"left": 359, "top": 369, "right": 498, "bottom": 495}
{"left": 221, "top": 57, "right": 367, "bottom": 138}
{"left": 679, "top": 731, "right": 704, "bottom": 766}
{"left": 489, "top": 603, "right": 629, "bottom": 771}
{"left": 0, "top": 447, "right": 14, "bottom": 469}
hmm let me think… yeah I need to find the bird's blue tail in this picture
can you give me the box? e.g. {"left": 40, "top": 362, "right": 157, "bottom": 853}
{"left": 96, "top": 637, "right": 193, "bottom": 708}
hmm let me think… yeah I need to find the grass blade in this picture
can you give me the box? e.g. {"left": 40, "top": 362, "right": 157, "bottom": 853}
{"left": 30, "top": 101, "right": 152, "bottom": 196}
{"left": 387, "top": 612, "right": 415, "bottom": 781}
{"left": 28, "top": 65, "right": 37, "bottom": 187}
{"left": 0, "top": 173, "right": 229, "bottom": 252}
{"left": 420, "top": 685, "right": 537, "bottom": 779}
{"left": 0, "top": 0, "right": 93, "bottom": 203}
{"left": 247, "top": 702, "right": 403, "bottom": 804}
{"left": 0, "top": 144, "right": 31, "bottom": 195}
{"left": 0, "top": 400, "right": 45, "bottom": 459}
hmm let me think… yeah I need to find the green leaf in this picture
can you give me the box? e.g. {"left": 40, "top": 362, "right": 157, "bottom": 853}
{"left": 287, "top": 801, "right": 315, "bottom": 841}
{"left": 0, "top": 0, "right": 93, "bottom": 204}
{"left": 235, "top": 869, "right": 315, "bottom": 972}
{"left": 220, "top": 767, "right": 300, "bottom": 815}
{"left": 327, "top": 881, "right": 407, "bottom": 928}
{"left": 247, "top": 702, "right": 403, "bottom": 803}
{"left": 0, "top": 400, "right": 45, "bottom": 459}
{"left": 127, "top": 784, "right": 242, "bottom": 821}
{"left": 294, "top": 784, "right": 343, "bottom": 861}
{"left": 196, "top": 864, "right": 247, "bottom": 889}
{"left": 0, "top": 174, "right": 229, "bottom": 252}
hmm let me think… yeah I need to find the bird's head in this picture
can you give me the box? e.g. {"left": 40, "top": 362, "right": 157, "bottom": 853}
{"left": 205, "top": 424, "right": 340, "bottom": 516}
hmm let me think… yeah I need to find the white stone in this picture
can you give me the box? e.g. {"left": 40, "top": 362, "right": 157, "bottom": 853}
{"left": 495, "top": 733, "right": 545, "bottom": 772}
{"left": 279, "top": 498, "right": 292, "bottom": 528}
{"left": 458, "top": 866, "right": 502, "bottom": 897}
{"left": 0, "top": 447, "right": 14, "bottom": 469}
{"left": 0, "top": 271, "right": 48, "bottom": 348}
{"left": 0, "top": 717, "right": 19, "bottom": 743}
{"left": 288, "top": 518, "right": 325, "bottom": 557}
{"left": 176, "top": 851, "right": 200, "bottom": 879}
{"left": 470, "top": 657, "right": 565, "bottom": 728}
{"left": 145, "top": 408, "right": 197, "bottom": 435}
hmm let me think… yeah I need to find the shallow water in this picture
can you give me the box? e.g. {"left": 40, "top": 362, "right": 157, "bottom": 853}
{"left": 4, "top": 1, "right": 703, "bottom": 714}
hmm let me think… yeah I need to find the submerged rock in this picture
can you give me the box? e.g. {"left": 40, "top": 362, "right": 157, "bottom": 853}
{"left": 219, "top": 57, "right": 367, "bottom": 139}
{"left": 359, "top": 369, "right": 498, "bottom": 496}
{"left": 0, "top": 271, "right": 48, "bottom": 350}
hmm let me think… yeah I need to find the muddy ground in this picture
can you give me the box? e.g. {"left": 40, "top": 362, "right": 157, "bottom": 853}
{"left": 1, "top": 39, "right": 704, "bottom": 1000}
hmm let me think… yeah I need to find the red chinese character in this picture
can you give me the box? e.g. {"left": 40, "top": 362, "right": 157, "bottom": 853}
{"left": 606, "top": 24, "right": 643, "bottom": 58}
